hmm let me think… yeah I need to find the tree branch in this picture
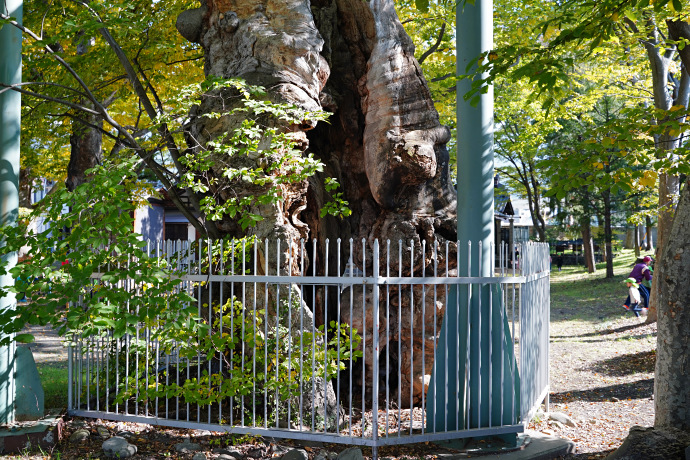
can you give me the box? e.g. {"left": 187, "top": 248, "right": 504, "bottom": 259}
{"left": 0, "top": 84, "right": 101, "bottom": 115}
{"left": 0, "top": 80, "right": 92, "bottom": 101}
{"left": 417, "top": 22, "right": 446, "bottom": 66}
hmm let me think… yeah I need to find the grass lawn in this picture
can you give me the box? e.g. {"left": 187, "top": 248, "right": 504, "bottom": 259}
{"left": 37, "top": 361, "right": 68, "bottom": 410}
{"left": 550, "top": 249, "right": 643, "bottom": 323}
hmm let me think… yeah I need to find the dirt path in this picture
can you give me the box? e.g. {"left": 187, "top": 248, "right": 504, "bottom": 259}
{"left": 18, "top": 324, "right": 68, "bottom": 364}
{"left": 542, "top": 256, "right": 657, "bottom": 459}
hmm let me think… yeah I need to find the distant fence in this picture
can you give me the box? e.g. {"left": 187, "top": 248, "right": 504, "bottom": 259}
{"left": 68, "top": 238, "right": 550, "bottom": 453}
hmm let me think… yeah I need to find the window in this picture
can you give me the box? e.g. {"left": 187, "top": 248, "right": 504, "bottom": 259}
{"left": 165, "top": 223, "right": 188, "bottom": 241}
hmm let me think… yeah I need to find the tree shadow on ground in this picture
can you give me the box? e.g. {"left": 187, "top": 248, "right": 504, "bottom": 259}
{"left": 589, "top": 350, "right": 656, "bottom": 377}
{"left": 550, "top": 378, "right": 653, "bottom": 403}
{"left": 562, "top": 452, "right": 616, "bottom": 460}
{"left": 551, "top": 321, "right": 654, "bottom": 340}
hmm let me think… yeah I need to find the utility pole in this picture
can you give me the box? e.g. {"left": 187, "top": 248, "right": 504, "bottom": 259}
{"left": 0, "top": 0, "right": 23, "bottom": 425}
{"left": 428, "top": 0, "right": 519, "bottom": 441}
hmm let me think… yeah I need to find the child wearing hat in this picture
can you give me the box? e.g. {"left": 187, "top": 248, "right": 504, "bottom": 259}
{"left": 622, "top": 277, "right": 643, "bottom": 317}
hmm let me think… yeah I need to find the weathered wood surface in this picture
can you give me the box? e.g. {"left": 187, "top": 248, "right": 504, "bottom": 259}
{"left": 177, "top": 0, "right": 457, "bottom": 409}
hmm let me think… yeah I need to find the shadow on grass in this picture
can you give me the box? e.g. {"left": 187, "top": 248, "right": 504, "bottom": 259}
{"left": 550, "top": 378, "right": 653, "bottom": 403}
{"left": 590, "top": 350, "right": 656, "bottom": 377}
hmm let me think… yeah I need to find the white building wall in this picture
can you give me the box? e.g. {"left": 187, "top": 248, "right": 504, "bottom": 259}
{"left": 134, "top": 204, "right": 164, "bottom": 241}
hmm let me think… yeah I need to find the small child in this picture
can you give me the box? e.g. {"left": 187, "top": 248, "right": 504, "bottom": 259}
{"left": 622, "top": 277, "right": 643, "bottom": 317}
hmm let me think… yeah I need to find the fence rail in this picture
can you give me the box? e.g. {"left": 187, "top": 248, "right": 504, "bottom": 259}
{"left": 68, "top": 238, "right": 550, "bottom": 453}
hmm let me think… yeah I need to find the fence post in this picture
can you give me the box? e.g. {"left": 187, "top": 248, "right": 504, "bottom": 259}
{"left": 371, "top": 239, "right": 380, "bottom": 453}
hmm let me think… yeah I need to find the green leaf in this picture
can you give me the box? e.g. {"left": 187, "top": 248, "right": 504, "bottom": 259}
{"left": 15, "top": 334, "right": 35, "bottom": 344}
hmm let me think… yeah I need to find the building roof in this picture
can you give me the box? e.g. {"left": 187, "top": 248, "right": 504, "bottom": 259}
{"left": 494, "top": 175, "right": 516, "bottom": 221}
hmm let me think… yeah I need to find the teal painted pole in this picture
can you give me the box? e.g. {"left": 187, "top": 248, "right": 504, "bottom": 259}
{"left": 427, "top": 0, "right": 519, "bottom": 436}
{"left": 456, "top": 1, "right": 494, "bottom": 262}
{"left": 0, "top": 0, "right": 22, "bottom": 426}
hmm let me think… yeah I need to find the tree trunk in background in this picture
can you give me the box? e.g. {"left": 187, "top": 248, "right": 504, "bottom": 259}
{"left": 648, "top": 153, "right": 680, "bottom": 323}
{"left": 658, "top": 173, "right": 681, "bottom": 261}
{"left": 603, "top": 181, "right": 614, "bottom": 278}
{"left": 66, "top": 30, "right": 104, "bottom": 192}
{"left": 645, "top": 216, "right": 654, "bottom": 251}
{"left": 634, "top": 224, "right": 641, "bottom": 257}
{"left": 176, "top": 0, "right": 457, "bottom": 411}
{"left": 654, "top": 179, "right": 690, "bottom": 430}
{"left": 624, "top": 227, "right": 634, "bottom": 249}
{"left": 18, "top": 168, "right": 32, "bottom": 208}
{"left": 646, "top": 20, "right": 690, "bottom": 325}
{"left": 580, "top": 215, "right": 596, "bottom": 273}
{"left": 66, "top": 109, "right": 103, "bottom": 191}
{"left": 524, "top": 176, "right": 547, "bottom": 241}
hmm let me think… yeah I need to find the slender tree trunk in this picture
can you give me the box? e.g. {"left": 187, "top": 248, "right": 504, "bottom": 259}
{"left": 66, "top": 108, "right": 103, "bottom": 191}
{"left": 18, "top": 168, "right": 32, "bottom": 208}
{"left": 648, "top": 145, "right": 681, "bottom": 323}
{"left": 645, "top": 215, "right": 654, "bottom": 251}
{"left": 634, "top": 224, "right": 641, "bottom": 257}
{"left": 521, "top": 171, "right": 546, "bottom": 242}
{"left": 624, "top": 226, "right": 634, "bottom": 249}
{"left": 581, "top": 217, "right": 596, "bottom": 273}
{"left": 528, "top": 166, "right": 547, "bottom": 241}
{"left": 602, "top": 184, "right": 614, "bottom": 278}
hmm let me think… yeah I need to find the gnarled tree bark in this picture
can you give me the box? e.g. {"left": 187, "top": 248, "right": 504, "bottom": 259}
{"left": 176, "top": 0, "right": 457, "bottom": 411}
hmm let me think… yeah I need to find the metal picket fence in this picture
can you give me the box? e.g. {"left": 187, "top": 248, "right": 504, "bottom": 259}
{"left": 67, "top": 238, "right": 550, "bottom": 453}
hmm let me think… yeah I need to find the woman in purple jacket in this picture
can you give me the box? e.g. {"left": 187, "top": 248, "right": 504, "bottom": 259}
{"left": 628, "top": 256, "right": 653, "bottom": 309}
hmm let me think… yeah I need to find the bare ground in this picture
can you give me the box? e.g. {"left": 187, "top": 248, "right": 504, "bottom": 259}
{"left": 543, "top": 263, "right": 658, "bottom": 459}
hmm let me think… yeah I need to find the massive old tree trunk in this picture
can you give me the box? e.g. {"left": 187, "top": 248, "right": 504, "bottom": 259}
{"left": 176, "top": 0, "right": 457, "bottom": 411}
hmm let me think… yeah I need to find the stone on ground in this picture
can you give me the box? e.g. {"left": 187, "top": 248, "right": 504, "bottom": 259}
{"left": 213, "top": 448, "right": 243, "bottom": 459}
{"left": 102, "top": 436, "right": 137, "bottom": 458}
{"left": 282, "top": 448, "right": 308, "bottom": 460}
{"left": 336, "top": 447, "right": 364, "bottom": 460}
{"left": 192, "top": 453, "right": 207, "bottom": 460}
{"left": 548, "top": 411, "right": 577, "bottom": 427}
{"left": 69, "top": 428, "right": 90, "bottom": 443}
{"left": 175, "top": 438, "right": 202, "bottom": 453}
{"left": 96, "top": 426, "right": 110, "bottom": 439}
